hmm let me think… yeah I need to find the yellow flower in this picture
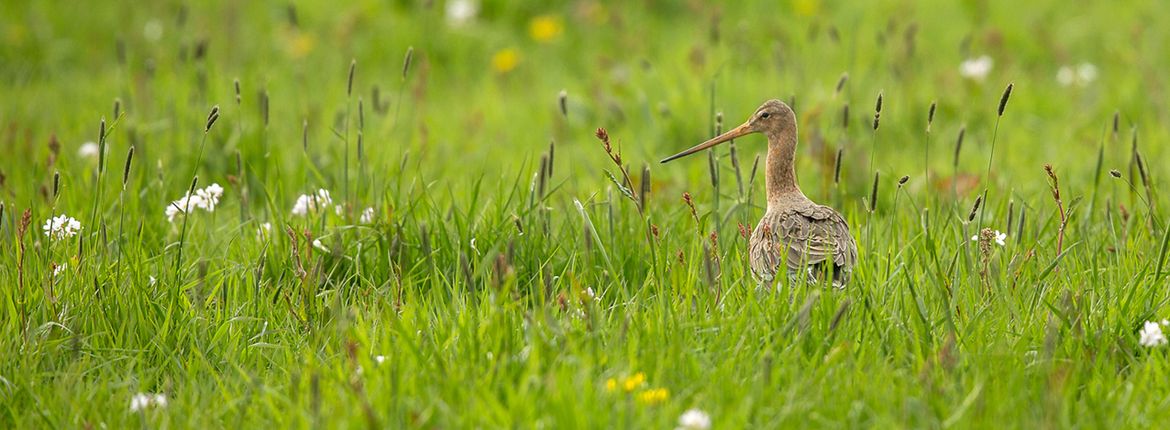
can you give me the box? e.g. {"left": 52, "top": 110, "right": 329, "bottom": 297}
{"left": 491, "top": 48, "right": 520, "bottom": 74}
{"left": 529, "top": 14, "right": 563, "bottom": 42}
{"left": 286, "top": 32, "right": 317, "bottom": 59}
{"left": 622, "top": 372, "right": 645, "bottom": 392}
{"left": 636, "top": 388, "right": 669, "bottom": 406}
{"left": 793, "top": 0, "right": 821, "bottom": 16}
{"left": 605, "top": 378, "right": 617, "bottom": 392}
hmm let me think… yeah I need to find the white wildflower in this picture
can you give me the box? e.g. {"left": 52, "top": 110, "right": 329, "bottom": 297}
{"left": 360, "top": 207, "right": 375, "bottom": 224}
{"left": 970, "top": 230, "right": 1007, "bottom": 246}
{"left": 584, "top": 287, "right": 599, "bottom": 302}
{"left": 143, "top": 20, "right": 163, "bottom": 42}
{"left": 1057, "top": 63, "right": 1097, "bottom": 87}
{"left": 129, "top": 392, "right": 167, "bottom": 412}
{"left": 1163, "top": 319, "right": 1169, "bottom": 326}
{"left": 959, "top": 55, "right": 993, "bottom": 81}
{"left": 445, "top": 0, "right": 478, "bottom": 26}
{"left": 1140, "top": 321, "right": 1167, "bottom": 347}
{"left": 78, "top": 142, "right": 100, "bottom": 158}
{"left": 194, "top": 183, "right": 224, "bottom": 212}
{"left": 165, "top": 194, "right": 205, "bottom": 223}
{"left": 149, "top": 276, "right": 157, "bottom": 286}
{"left": 312, "top": 239, "right": 328, "bottom": 252}
{"left": 676, "top": 408, "right": 712, "bottom": 430}
{"left": 42, "top": 214, "right": 82, "bottom": 241}
{"left": 291, "top": 189, "right": 333, "bottom": 216}
{"left": 374, "top": 355, "right": 387, "bottom": 365}
{"left": 165, "top": 184, "right": 224, "bottom": 222}
{"left": 53, "top": 263, "right": 66, "bottom": 277}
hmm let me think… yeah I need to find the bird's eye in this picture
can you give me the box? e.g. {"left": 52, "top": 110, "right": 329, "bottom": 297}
{"left": 760, "top": 112, "right": 770, "bottom": 119}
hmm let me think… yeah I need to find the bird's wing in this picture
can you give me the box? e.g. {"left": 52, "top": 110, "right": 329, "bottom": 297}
{"left": 762, "top": 206, "right": 857, "bottom": 280}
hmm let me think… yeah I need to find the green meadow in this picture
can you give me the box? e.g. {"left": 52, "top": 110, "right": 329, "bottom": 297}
{"left": 3, "top": 0, "right": 1170, "bottom": 428}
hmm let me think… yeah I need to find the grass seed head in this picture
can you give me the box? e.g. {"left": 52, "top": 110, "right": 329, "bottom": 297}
{"left": 122, "top": 147, "right": 134, "bottom": 186}
{"left": 967, "top": 194, "right": 983, "bottom": 222}
{"left": 347, "top": 59, "right": 356, "bottom": 97}
{"left": 833, "top": 148, "right": 843, "bottom": 184}
{"left": 205, "top": 105, "right": 220, "bottom": 132}
{"left": 927, "top": 100, "right": 937, "bottom": 131}
{"left": 868, "top": 172, "right": 880, "bottom": 212}
{"left": 953, "top": 126, "right": 966, "bottom": 167}
{"left": 998, "top": 83, "right": 1013, "bottom": 116}
{"left": 558, "top": 90, "right": 568, "bottom": 118}
{"left": 402, "top": 47, "right": 414, "bottom": 80}
{"left": 1112, "top": 110, "right": 1120, "bottom": 138}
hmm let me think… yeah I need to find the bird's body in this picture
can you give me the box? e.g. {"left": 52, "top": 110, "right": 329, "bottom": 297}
{"left": 662, "top": 99, "right": 858, "bottom": 288}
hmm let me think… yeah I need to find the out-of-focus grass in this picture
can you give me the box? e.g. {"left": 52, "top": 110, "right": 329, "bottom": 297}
{"left": 2, "top": 0, "right": 1170, "bottom": 428}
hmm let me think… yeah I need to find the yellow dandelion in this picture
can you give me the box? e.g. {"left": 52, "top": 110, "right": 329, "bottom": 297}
{"left": 622, "top": 372, "right": 646, "bottom": 392}
{"left": 529, "top": 14, "right": 563, "bottom": 43}
{"left": 635, "top": 388, "right": 669, "bottom": 406}
{"left": 491, "top": 48, "right": 520, "bottom": 74}
{"left": 605, "top": 378, "right": 617, "bottom": 392}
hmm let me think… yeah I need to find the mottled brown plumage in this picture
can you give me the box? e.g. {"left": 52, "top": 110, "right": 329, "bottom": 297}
{"left": 662, "top": 99, "right": 858, "bottom": 288}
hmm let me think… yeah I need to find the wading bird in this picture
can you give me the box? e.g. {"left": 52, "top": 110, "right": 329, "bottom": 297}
{"left": 661, "top": 100, "right": 858, "bottom": 289}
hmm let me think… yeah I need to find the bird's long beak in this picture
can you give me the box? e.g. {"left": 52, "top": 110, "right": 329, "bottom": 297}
{"left": 660, "top": 122, "right": 753, "bottom": 163}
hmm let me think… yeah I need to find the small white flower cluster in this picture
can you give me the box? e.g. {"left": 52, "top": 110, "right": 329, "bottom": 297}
{"left": 445, "top": 0, "right": 478, "bottom": 26}
{"left": 312, "top": 239, "right": 329, "bottom": 252}
{"left": 1139, "top": 320, "right": 1168, "bottom": 347}
{"left": 1057, "top": 63, "right": 1097, "bottom": 87}
{"left": 129, "top": 392, "right": 167, "bottom": 412}
{"left": 43, "top": 214, "right": 82, "bottom": 241}
{"left": 970, "top": 230, "right": 1007, "bottom": 246}
{"left": 291, "top": 189, "right": 333, "bottom": 216}
{"left": 360, "top": 207, "right": 376, "bottom": 224}
{"left": 960, "top": 55, "right": 993, "bottom": 81}
{"left": 78, "top": 141, "right": 100, "bottom": 158}
{"left": 165, "top": 183, "right": 224, "bottom": 223}
{"left": 676, "top": 408, "right": 712, "bottom": 430}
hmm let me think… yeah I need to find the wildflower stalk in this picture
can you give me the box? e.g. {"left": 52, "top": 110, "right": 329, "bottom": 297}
{"left": 1044, "top": 164, "right": 1067, "bottom": 268}
{"left": 393, "top": 47, "right": 414, "bottom": 131}
{"left": 86, "top": 118, "right": 108, "bottom": 263}
{"left": 868, "top": 92, "right": 883, "bottom": 176}
{"left": 979, "top": 83, "right": 1013, "bottom": 229}
{"left": 344, "top": 59, "right": 356, "bottom": 218}
{"left": 115, "top": 147, "right": 133, "bottom": 278}
{"left": 175, "top": 106, "right": 218, "bottom": 286}
{"left": 173, "top": 176, "right": 199, "bottom": 286}
{"left": 925, "top": 101, "right": 936, "bottom": 206}
{"left": 594, "top": 128, "right": 658, "bottom": 279}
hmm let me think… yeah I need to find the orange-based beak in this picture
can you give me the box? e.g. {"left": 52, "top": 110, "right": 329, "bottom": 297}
{"left": 660, "top": 122, "right": 753, "bottom": 163}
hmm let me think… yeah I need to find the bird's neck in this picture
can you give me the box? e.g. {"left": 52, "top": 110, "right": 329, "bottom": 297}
{"left": 765, "top": 129, "right": 803, "bottom": 207}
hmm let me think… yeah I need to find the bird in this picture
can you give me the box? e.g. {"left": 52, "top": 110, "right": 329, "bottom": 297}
{"left": 661, "top": 99, "right": 858, "bottom": 289}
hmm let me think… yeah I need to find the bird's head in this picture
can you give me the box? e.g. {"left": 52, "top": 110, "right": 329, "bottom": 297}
{"left": 660, "top": 99, "right": 795, "bottom": 163}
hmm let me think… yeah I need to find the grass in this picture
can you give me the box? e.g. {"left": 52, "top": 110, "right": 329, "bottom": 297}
{"left": 3, "top": 0, "right": 1170, "bottom": 428}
